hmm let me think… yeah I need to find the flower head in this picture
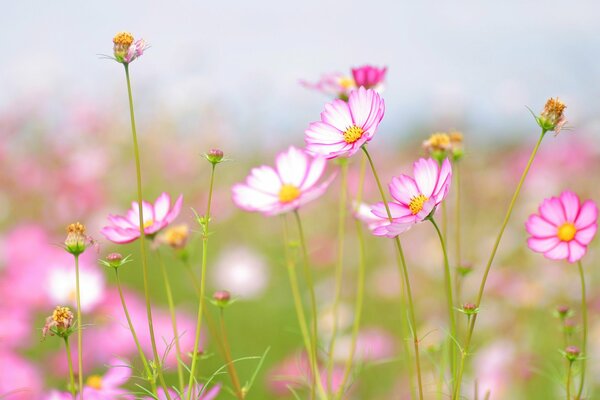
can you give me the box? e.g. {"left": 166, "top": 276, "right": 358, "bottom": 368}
{"left": 64, "top": 222, "right": 92, "bottom": 256}
{"left": 157, "top": 224, "right": 190, "bottom": 249}
{"left": 423, "top": 131, "right": 464, "bottom": 162}
{"left": 535, "top": 97, "right": 567, "bottom": 134}
{"left": 101, "top": 193, "right": 183, "bottom": 244}
{"left": 526, "top": 191, "right": 597, "bottom": 263}
{"left": 112, "top": 31, "right": 148, "bottom": 64}
{"left": 232, "top": 146, "right": 334, "bottom": 216}
{"left": 351, "top": 65, "right": 387, "bottom": 90}
{"left": 370, "top": 158, "right": 452, "bottom": 237}
{"left": 42, "top": 306, "right": 74, "bottom": 338}
{"left": 82, "top": 360, "right": 133, "bottom": 399}
{"left": 305, "top": 87, "right": 385, "bottom": 159}
{"left": 300, "top": 72, "right": 356, "bottom": 100}
{"left": 205, "top": 148, "right": 224, "bottom": 165}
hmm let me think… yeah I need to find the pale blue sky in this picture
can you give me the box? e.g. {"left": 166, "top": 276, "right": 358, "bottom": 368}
{"left": 2, "top": 1, "right": 600, "bottom": 145}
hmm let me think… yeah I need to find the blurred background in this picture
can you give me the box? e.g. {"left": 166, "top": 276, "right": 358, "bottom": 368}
{"left": 1, "top": 1, "right": 600, "bottom": 399}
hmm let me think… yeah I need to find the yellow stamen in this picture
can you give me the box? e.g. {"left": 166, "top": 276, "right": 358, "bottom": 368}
{"left": 52, "top": 306, "right": 72, "bottom": 324}
{"left": 557, "top": 222, "right": 576, "bottom": 242}
{"left": 423, "top": 132, "right": 451, "bottom": 152}
{"left": 408, "top": 194, "right": 429, "bottom": 215}
{"left": 278, "top": 184, "right": 301, "bottom": 203}
{"left": 86, "top": 375, "right": 103, "bottom": 390}
{"left": 143, "top": 219, "right": 154, "bottom": 229}
{"left": 66, "top": 222, "right": 86, "bottom": 235}
{"left": 113, "top": 32, "right": 134, "bottom": 47}
{"left": 343, "top": 125, "right": 364, "bottom": 144}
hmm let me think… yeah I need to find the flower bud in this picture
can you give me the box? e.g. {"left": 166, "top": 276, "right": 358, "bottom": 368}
{"left": 564, "top": 345, "right": 581, "bottom": 362}
{"left": 212, "top": 290, "right": 232, "bottom": 308}
{"left": 535, "top": 97, "right": 567, "bottom": 134}
{"left": 460, "top": 302, "right": 479, "bottom": 316}
{"left": 205, "top": 149, "right": 224, "bottom": 165}
{"left": 65, "top": 222, "right": 88, "bottom": 256}
{"left": 42, "top": 306, "right": 74, "bottom": 339}
{"left": 112, "top": 31, "right": 148, "bottom": 64}
{"left": 99, "top": 253, "right": 132, "bottom": 269}
{"left": 555, "top": 305, "right": 571, "bottom": 319}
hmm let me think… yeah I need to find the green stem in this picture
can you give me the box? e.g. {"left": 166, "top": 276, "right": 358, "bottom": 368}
{"left": 293, "top": 210, "right": 329, "bottom": 399}
{"left": 453, "top": 129, "right": 546, "bottom": 399}
{"left": 327, "top": 159, "right": 348, "bottom": 395}
{"left": 430, "top": 217, "right": 457, "bottom": 389}
{"left": 361, "top": 145, "right": 424, "bottom": 400}
{"left": 123, "top": 63, "right": 171, "bottom": 399}
{"left": 115, "top": 270, "right": 157, "bottom": 393}
{"left": 64, "top": 337, "right": 76, "bottom": 399}
{"left": 73, "top": 255, "right": 84, "bottom": 400}
{"left": 576, "top": 260, "right": 587, "bottom": 399}
{"left": 335, "top": 217, "right": 366, "bottom": 400}
{"left": 454, "top": 161, "right": 462, "bottom": 273}
{"left": 219, "top": 309, "right": 245, "bottom": 399}
{"left": 187, "top": 163, "right": 217, "bottom": 399}
{"left": 567, "top": 361, "right": 573, "bottom": 400}
{"left": 157, "top": 249, "right": 185, "bottom": 393}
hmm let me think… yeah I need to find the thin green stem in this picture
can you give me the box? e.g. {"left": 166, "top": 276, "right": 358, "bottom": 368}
{"left": 187, "top": 163, "right": 217, "bottom": 399}
{"left": 454, "top": 161, "right": 462, "bottom": 273}
{"left": 335, "top": 217, "right": 366, "bottom": 400}
{"left": 567, "top": 361, "right": 573, "bottom": 400}
{"left": 453, "top": 130, "right": 546, "bottom": 399}
{"left": 576, "top": 260, "right": 587, "bottom": 399}
{"left": 293, "top": 210, "right": 329, "bottom": 399}
{"left": 441, "top": 201, "right": 448, "bottom": 241}
{"left": 430, "top": 217, "right": 457, "bottom": 388}
{"left": 64, "top": 337, "right": 76, "bottom": 399}
{"left": 327, "top": 159, "right": 348, "bottom": 395}
{"left": 73, "top": 255, "right": 84, "bottom": 400}
{"left": 115, "top": 270, "right": 156, "bottom": 393}
{"left": 362, "top": 145, "right": 424, "bottom": 400}
{"left": 123, "top": 64, "right": 170, "bottom": 399}
{"left": 157, "top": 249, "right": 185, "bottom": 393}
{"left": 219, "top": 309, "right": 245, "bottom": 399}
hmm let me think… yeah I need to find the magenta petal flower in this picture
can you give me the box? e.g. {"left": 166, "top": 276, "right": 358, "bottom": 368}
{"left": 232, "top": 146, "right": 334, "bottom": 216}
{"left": 305, "top": 87, "right": 385, "bottom": 159}
{"left": 526, "top": 191, "right": 598, "bottom": 263}
{"left": 351, "top": 65, "right": 387, "bottom": 90}
{"left": 101, "top": 192, "right": 183, "bottom": 244}
{"left": 371, "top": 158, "right": 452, "bottom": 238}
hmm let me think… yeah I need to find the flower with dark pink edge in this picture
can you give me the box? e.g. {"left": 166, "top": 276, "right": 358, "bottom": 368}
{"left": 305, "top": 87, "right": 385, "bottom": 159}
{"left": 351, "top": 65, "right": 387, "bottom": 90}
{"left": 526, "top": 191, "right": 597, "bottom": 263}
{"left": 370, "top": 158, "right": 452, "bottom": 237}
{"left": 232, "top": 146, "right": 335, "bottom": 216}
{"left": 101, "top": 192, "right": 183, "bottom": 244}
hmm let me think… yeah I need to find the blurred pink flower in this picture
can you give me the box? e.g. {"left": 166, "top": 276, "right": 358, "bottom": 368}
{"left": 47, "top": 260, "right": 105, "bottom": 313}
{"left": 526, "top": 191, "right": 597, "bottom": 263}
{"left": 232, "top": 146, "right": 334, "bottom": 216}
{"left": 353, "top": 201, "right": 388, "bottom": 234}
{"left": 101, "top": 193, "right": 183, "bottom": 244}
{"left": 147, "top": 384, "right": 221, "bottom": 400}
{"left": 371, "top": 158, "right": 452, "bottom": 237}
{"left": 351, "top": 65, "right": 387, "bottom": 90}
{"left": 305, "top": 87, "right": 385, "bottom": 159}
{"left": 82, "top": 359, "right": 134, "bottom": 399}
{"left": 44, "top": 391, "right": 73, "bottom": 400}
{"left": 0, "top": 351, "right": 43, "bottom": 399}
{"left": 300, "top": 72, "right": 355, "bottom": 99}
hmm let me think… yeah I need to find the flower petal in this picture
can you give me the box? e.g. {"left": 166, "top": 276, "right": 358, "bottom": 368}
{"left": 154, "top": 192, "right": 171, "bottom": 221}
{"left": 389, "top": 175, "right": 419, "bottom": 205}
{"left": 539, "top": 197, "right": 566, "bottom": 226}
{"left": 525, "top": 214, "right": 558, "bottom": 238}
{"left": 432, "top": 158, "right": 452, "bottom": 202}
{"left": 300, "top": 156, "right": 327, "bottom": 191}
{"left": 575, "top": 200, "right": 598, "bottom": 229}
{"left": 527, "top": 236, "right": 560, "bottom": 253}
{"left": 100, "top": 226, "right": 140, "bottom": 244}
{"left": 559, "top": 191, "right": 580, "bottom": 222}
{"left": 276, "top": 146, "right": 308, "bottom": 187}
{"left": 305, "top": 121, "right": 345, "bottom": 144}
{"left": 567, "top": 241, "right": 587, "bottom": 263}
{"left": 232, "top": 184, "right": 279, "bottom": 213}
{"left": 321, "top": 99, "right": 353, "bottom": 132}
{"left": 575, "top": 224, "right": 597, "bottom": 245}
{"left": 543, "top": 241, "right": 569, "bottom": 260}
{"left": 163, "top": 194, "right": 183, "bottom": 224}
{"left": 246, "top": 166, "right": 282, "bottom": 195}
{"left": 413, "top": 158, "right": 439, "bottom": 198}
{"left": 347, "top": 87, "right": 385, "bottom": 133}
{"left": 371, "top": 202, "right": 412, "bottom": 220}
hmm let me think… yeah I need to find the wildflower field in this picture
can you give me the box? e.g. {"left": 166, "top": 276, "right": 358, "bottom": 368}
{"left": 1, "top": 6, "right": 600, "bottom": 400}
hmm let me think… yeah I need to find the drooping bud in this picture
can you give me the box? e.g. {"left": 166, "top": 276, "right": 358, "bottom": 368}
{"left": 65, "top": 222, "right": 88, "bottom": 256}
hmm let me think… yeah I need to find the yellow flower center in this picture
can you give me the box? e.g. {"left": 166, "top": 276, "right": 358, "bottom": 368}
{"left": 278, "top": 184, "right": 301, "bottom": 203}
{"left": 113, "top": 32, "right": 134, "bottom": 47}
{"left": 52, "top": 306, "right": 72, "bottom": 324}
{"left": 425, "top": 133, "right": 451, "bottom": 151}
{"left": 343, "top": 125, "right": 364, "bottom": 144}
{"left": 66, "top": 222, "right": 86, "bottom": 235}
{"left": 86, "top": 375, "right": 103, "bottom": 390}
{"left": 557, "top": 222, "right": 576, "bottom": 242}
{"left": 143, "top": 219, "right": 154, "bottom": 229}
{"left": 338, "top": 76, "right": 355, "bottom": 89}
{"left": 408, "top": 194, "right": 429, "bottom": 215}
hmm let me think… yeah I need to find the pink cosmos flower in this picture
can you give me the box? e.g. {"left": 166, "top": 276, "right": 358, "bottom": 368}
{"left": 371, "top": 158, "right": 452, "bottom": 237}
{"left": 101, "top": 193, "right": 183, "bottom": 244}
{"left": 82, "top": 359, "right": 134, "bottom": 400}
{"left": 300, "top": 72, "right": 355, "bottom": 99}
{"left": 526, "top": 191, "right": 598, "bottom": 263}
{"left": 351, "top": 65, "right": 387, "bottom": 90}
{"left": 232, "top": 146, "right": 334, "bottom": 216}
{"left": 305, "top": 87, "right": 385, "bottom": 159}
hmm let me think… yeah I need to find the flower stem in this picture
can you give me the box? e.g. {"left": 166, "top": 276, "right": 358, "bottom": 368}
{"left": 114, "top": 270, "right": 157, "bottom": 394}
{"left": 123, "top": 63, "right": 171, "bottom": 399}
{"left": 219, "top": 309, "right": 245, "bottom": 399}
{"left": 293, "top": 210, "right": 329, "bottom": 400}
{"left": 452, "top": 129, "right": 546, "bottom": 399}
{"left": 454, "top": 161, "right": 462, "bottom": 274}
{"left": 157, "top": 249, "right": 185, "bottom": 393}
{"left": 567, "top": 361, "right": 573, "bottom": 400}
{"left": 73, "top": 255, "right": 84, "bottom": 400}
{"left": 187, "top": 163, "right": 217, "bottom": 399}
{"left": 430, "top": 217, "right": 457, "bottom": 389}
{"left": 64, "top": 337, "right": 76, "bottom": 399}
{"left": 327, "top": 159, "right": 348, "bottom": 395}
{"left": 361, "top": 145, "right": 424, "bottom": 400}
{"left": 577, "top": 260, "right": 587, "bottom": 399}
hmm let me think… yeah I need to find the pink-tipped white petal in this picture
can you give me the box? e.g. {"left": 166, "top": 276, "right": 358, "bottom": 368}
{"left": 560, "top": 191, "right": 580, "bottom": 222}
{"left": 567, "top": 241, "right": 587, "bottom": 263}
{"left": 321, "top": 100, "right": 353, "bottom": 132}
{"left": 371, "top": 202, "right": 413, "bottom": 220}
{"left": 300, "top": 156, "right": 327, "bottom": 191}
{"left": 415, "top": 198, "right": 436, "bottom": 221}
{"left": 575, "top": 200, "right": 598, "bottom": 229}
{"left": 246, "top": 166, "right": 282, "bottom": 195}
{"left": 432, "top": 158, "right": 452, "bottom": 202}
{"left": 276, "top": 146, "right": 308, "bottom": 187}
{"left": 389, "top": 175, "right": 420, "bottom": 205}
{"left": 413, "top": 158, "right": 439, "bottom": 198}
{"left": 163, "top": 194, "right": 183, "bottom": 225}
{"left": 107, "top": 214, "right": 136, "bottom": 230}
{"left": 305, "top": 121, "right": 345, "bottom": 144}
{"left": 384, "top": 221, "right": 414, "bottom": 237}
{"left": 100, "top": 226, "right": 140, "bottom": 244}
{"left": 539, "top": 197, "right": 567, "bottom": 226}
{"left": 232, "top": 184, "right": 279, "bottom": 213}
{"left": 305, "top": 141, "right": 352, "bottom": 159}
{"left": 525, "top": 214, "right": 558, "bottom": 238}
{"left": 154, "top": 192, "right": 171, "bottom": 221}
